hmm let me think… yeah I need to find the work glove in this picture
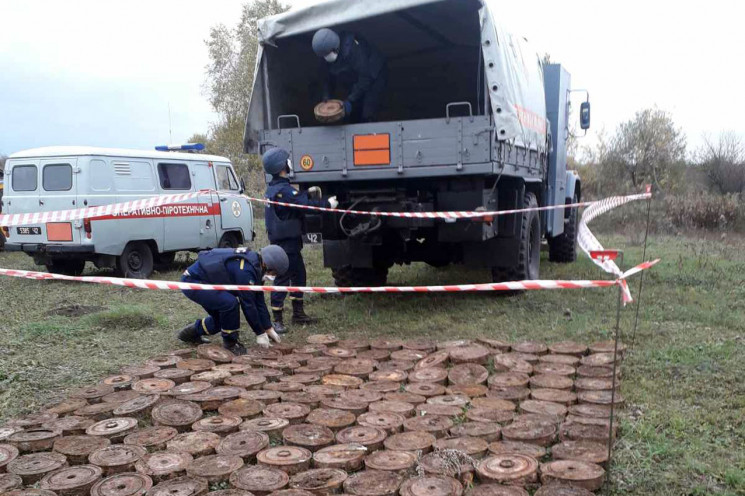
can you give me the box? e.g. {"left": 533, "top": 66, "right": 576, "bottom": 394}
{"left": 328, "top": 196, "right": 339, "bottom": 209}
{"left": 343, "top": 101, "right": 352, "bottom": 115}
{"left": 308, "top": 186, "right": 322, "bottom": 199}
{"left": 256, "top": 333, "right": 272, "bottom": 348}
{"left": 267, "top": 328, "right": 282, "bottom": 344}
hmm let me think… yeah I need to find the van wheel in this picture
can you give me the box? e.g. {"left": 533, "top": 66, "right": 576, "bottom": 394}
{"left": 491, "top": 192, "right": 541, "bottom": 283}
{"left": 118, "top": 241, "right": 154, "bottom": 279}
{"left": 46, "top": 259, "right": 85, "bottom": 277}
{"left": 219, "top": 232, "right": 241, "bottom": 248}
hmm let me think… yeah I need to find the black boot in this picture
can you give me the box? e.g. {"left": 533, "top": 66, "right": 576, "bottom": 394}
{"left": 292, "top": 300, "right": 319, "bottom": 325}
{"left": 223, "top": 339, "right": 247, "bottom": 356}
{"left": 177, "top": 322, "right": 210, "bottom": 345}
{"left": 272, "top": 310, "right": 288, "bottom": 334}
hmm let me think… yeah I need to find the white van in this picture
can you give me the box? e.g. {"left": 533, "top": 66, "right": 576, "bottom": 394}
{"left": 1, "top": 146, "right": 255, "bottom": 278}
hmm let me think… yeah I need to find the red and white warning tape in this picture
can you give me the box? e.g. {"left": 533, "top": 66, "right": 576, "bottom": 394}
{"left": 0, "top": 260, "right": 658, "bottom": 293}
{"left": 0, "top": 186, "right": 655, "bottom": 300}
{"left": 578, "top": 186, "right": 652, "bottom": 303}
{"left": 243, "top": 193, "right": 652, "bottom": 220}
{"left": 0, "top": 189, "right": 651, "bottom": 227}
{"left": 0, "top": 190, "right": 209, "bottom": 228}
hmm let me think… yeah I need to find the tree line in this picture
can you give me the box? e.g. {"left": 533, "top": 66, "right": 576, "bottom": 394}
{"left": 574, "top": 108, "right": 745, "bottom": 198}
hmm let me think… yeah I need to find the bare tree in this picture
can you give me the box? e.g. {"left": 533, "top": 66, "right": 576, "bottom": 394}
{"left": 696, "top": 131, "right": 745, "bottom": 194}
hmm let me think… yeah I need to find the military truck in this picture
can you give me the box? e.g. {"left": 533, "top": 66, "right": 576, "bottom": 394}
{"left": 244, "top": 0, "right": 589, "bottom": 286}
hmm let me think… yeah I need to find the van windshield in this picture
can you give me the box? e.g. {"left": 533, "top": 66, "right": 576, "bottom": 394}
{"left": 217, "top": 166, "right": 239, "bottom": 191}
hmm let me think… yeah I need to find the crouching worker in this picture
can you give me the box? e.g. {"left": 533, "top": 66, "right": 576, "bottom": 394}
{"left": 177, "top": 245, "right": 290, "bottom": 353}
{"left": 263, "top": 147, "right": 338, "bottom": 334}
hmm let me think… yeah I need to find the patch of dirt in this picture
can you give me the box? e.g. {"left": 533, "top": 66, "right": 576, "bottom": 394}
{"left": 46, "top": 304, "right": 106, "bottom": 318}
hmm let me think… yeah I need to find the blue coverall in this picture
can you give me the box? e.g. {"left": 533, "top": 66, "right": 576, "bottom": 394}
{"left": 265, "top": 176, "right": 329, "bottom": 310}
{"left": 181, "top": 249, "right": 271, "bottom": 344}
{"left": 321, "top": 31, "right": 388, "bottom": 123}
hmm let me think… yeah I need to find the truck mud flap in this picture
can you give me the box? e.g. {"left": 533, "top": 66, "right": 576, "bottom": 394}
{"left": 323, "top": 239, "right": 373, "bottom": 269}
{"left": 463, "top": 237, "right": 520, "bottom": 268}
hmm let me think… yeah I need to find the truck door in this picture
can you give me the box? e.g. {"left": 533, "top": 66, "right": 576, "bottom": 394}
{"left": 39, "top": 158, "right": 79, "bottom": 245}
{"left": 189, "top": 161, "right": 219, "bottom": 249}
{"left": 214, "top": 163, "right": 251, "bottom": 240}
{"left": 5, "top": 160, "right": 41, "bottom": 245}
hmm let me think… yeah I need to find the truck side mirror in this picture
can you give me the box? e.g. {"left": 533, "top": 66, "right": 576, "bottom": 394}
{"left": 240, "top": 177, "right": 247, "bottom": 194}
{"left": 580, "top": 101, "right": 591, "bottom": 130}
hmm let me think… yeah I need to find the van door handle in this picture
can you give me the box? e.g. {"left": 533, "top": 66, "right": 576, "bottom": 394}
{"left": 220, "top": 198, "right": 227, "bottom": 202}
{"left": 39, "top": 200, "right": 44, "bottom": 205}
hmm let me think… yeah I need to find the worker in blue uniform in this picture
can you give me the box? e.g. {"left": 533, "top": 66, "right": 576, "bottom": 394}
{"left": 312, "top": 28, "right": 387, "bottom": 123}
{"left": 177, "top": 245, "right": 289, "bottom": 353}
{"left": 263, "top": 147, "right": 338, "bottom": 334}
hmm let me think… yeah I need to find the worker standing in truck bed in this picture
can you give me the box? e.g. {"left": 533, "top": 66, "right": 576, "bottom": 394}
{"left": 263, "top": 147, "right": 338, "bottom": 334}
{"left": 312, "top": 28, "right": 388, "bottom": 123}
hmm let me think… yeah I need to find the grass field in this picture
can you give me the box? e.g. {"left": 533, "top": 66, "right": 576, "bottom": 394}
{"left": 0, "top": 232, "right": 743, "bottom": 495}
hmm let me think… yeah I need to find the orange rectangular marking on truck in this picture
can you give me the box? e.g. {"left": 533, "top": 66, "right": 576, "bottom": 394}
{"left": 46, "top": 222, "right": 73, "bottom": 242}
{"left": 354, "top": 150, "right": 392, "bottom": 166}
{"left": 353, "top": 134, "right": 391, "bottom": 166}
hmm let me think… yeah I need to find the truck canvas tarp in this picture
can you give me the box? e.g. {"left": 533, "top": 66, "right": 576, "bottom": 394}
{"left": 245, "top": 0, "right": 548, "bottom": 156}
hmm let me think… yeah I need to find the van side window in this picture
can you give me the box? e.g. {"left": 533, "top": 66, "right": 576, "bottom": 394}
{"left": 12, "top": 165, "right": 38, "bottom": 191}
{"left": 43, "top": 164, "right": 73, "bottom": 191}
{"left": 217, "top": 165, "right": 239, "bottom": 191}
{"left": 158, "top": 163, "right": 191, "bottom": 190}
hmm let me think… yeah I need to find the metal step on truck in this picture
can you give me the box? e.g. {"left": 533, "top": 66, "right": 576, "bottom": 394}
{"left": 244, "top": 0, "right": 590, "bottom": 287}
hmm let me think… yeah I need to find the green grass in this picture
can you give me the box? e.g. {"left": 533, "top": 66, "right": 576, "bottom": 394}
{"left": 0, "top": 233, "right": 743, "bottom": 495}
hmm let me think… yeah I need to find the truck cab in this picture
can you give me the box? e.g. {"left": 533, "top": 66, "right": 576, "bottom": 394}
{"left": 246, "top": 0, "right": 586, "bottom": 286}
{"left": 2, "top": 146, "right": 254, "bottom": 278}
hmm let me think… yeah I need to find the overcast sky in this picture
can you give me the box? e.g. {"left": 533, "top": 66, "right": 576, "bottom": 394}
{"left": 1, "top": 0, "right": 743, "bottom": 157}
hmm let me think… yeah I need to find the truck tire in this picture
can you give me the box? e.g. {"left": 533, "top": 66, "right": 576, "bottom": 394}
{"left": 491, "top": 192, "right": 541, "bottom": 282}
{"left": 46, "top": 259, "right": 85, "bottom": 277}
{"left": 117, "top": 241, "right": 154, "bottom": 279}
{"left": 332, "top": 266, "right": 388, "bottom": 287}
{"left": 548, "top": 195, "right": 579, "bottom": 263}
{"left": 218, "top": 232, "right": 241, "bottom": 248}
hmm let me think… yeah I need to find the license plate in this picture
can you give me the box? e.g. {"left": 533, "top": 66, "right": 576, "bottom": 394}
{"left": 17, "top": 226, "right": 41, "bottom": 235}
{"left": 304, "top": 233, "right": 322, "bottom": 245}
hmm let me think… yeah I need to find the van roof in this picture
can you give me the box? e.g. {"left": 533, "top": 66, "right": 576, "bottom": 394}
{"left": 8, "top": 146, "right": 231, "bottom": 163}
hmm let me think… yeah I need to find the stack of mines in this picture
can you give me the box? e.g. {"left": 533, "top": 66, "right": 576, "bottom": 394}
{"left": 0, "top": 335, "right": 627, "bottom": 496}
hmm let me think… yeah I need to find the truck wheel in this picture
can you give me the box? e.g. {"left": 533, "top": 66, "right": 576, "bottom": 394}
{"left": 491, "top": 192, "right": 541, "bottom": 282}
{"left": 548, "top": 195, "right": 579, "bottom": 263}
{"left": 218, "top": 232, "right": 241, "bottom": 248}
{"left": 332, "top": 266, "right": 389, "bottom": 287}
{"left": 46, "top": 259, "right": 85, "bottom": 277}
{"left": 117, "top": 241, "right": 154, "bottom": 279}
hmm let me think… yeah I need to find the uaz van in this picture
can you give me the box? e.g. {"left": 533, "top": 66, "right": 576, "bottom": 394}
{"left": 1, "top": 146, "right": 254, "bottom": 278}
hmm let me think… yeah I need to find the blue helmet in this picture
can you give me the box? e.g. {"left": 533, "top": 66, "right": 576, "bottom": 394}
{"left": 262, "top": 147, "right": 290, "bottom": 175}
{"left": 260, "top": 245, "right": 289, "bottom": 276}
{"left": 312, "top": 28, "right": 340, "bottom": 57}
